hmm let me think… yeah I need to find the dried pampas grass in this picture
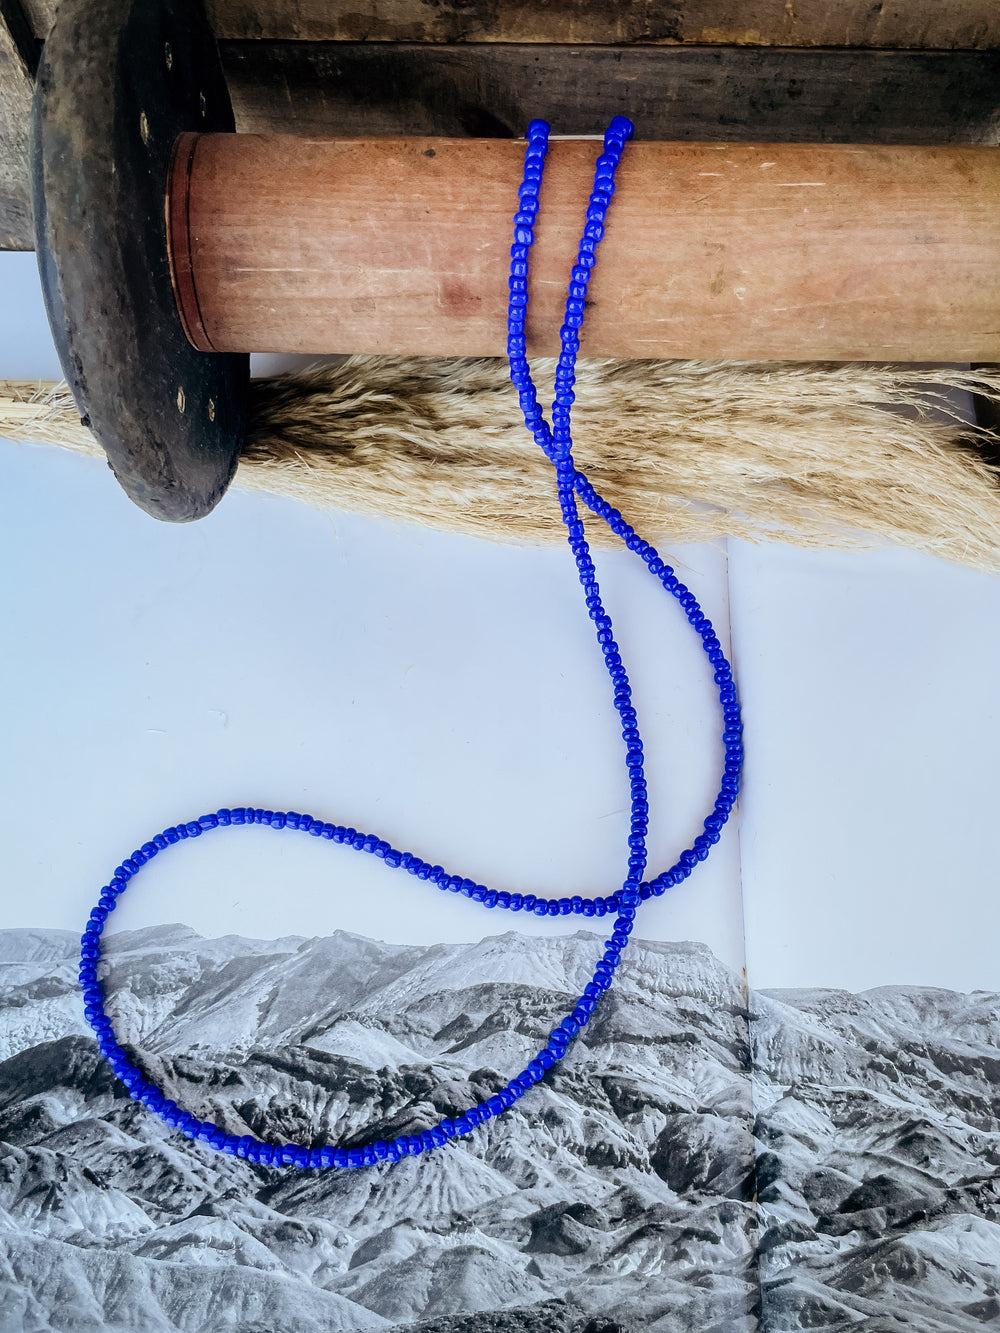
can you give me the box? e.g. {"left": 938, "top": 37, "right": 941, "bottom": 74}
{"left": 3, "top": 358, "right": 1000, "bottom": 572}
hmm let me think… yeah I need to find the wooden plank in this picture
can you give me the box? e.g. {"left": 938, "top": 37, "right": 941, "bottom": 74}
{"left": 221, "top": 44, "right": 1000, "bottom": 145}
{"left": 204, "top": 1, "right": 1000, "bottom": 49}
{"left": 0, "top": 10, "right": 34, "bottom": 250}
{"left": 17, "top": 0, "right": 1000, "bottom": 47}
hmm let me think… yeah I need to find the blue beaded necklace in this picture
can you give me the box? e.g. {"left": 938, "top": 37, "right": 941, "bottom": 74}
{"left": 78, "top": 117, "right": 742, "bottom": 1171}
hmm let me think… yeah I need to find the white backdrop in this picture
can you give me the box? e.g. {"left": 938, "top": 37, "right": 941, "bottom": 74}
{"left": 4, "top": 250, "right": 1000, "bottom": 993}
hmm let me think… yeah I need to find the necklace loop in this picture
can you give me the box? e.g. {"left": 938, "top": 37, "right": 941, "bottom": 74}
{"left": 78, "top": 118, "right": 742, "bottom": 1170}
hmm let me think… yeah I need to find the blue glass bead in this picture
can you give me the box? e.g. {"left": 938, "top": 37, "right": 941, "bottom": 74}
{"left": 333, "top": 1148, "right": 349, "bottom": 1168}
{"left": 230, "top": 808, "right": 246, "bottom": 824}
{"left": 348, "top": 1148, "right": 364, "bottom": 1168}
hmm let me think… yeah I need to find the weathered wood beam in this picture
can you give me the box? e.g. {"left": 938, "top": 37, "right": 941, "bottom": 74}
{"left": 17, "top": 0, "right": 1000, "bottom": 48}
{"left": 220, "top": 43, "right": 1000, "bottom": 144}
{"left": 0, "top": 6, "right": 34, "bottom": 249}
{"left": 207, "top": 1, "right": 1000, "bottom": 49}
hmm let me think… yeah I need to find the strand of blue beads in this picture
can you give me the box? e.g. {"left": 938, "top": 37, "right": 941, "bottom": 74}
{"left": 78, "top": 117, "right": 742, "bottom": 1170}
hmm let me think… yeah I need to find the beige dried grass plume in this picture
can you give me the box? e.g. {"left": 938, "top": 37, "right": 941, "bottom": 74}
{"left": 3, "top": 357, "right": 1000, "bottom": 572}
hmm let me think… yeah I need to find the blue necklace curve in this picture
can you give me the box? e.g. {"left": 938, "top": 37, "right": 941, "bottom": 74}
{"left": 77, "top": 117, "right": 742, "bottom": 1170}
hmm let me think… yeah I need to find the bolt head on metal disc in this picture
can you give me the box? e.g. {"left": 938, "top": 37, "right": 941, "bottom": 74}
{"left": 31, "top": 0, "right": 249, "bottom": 521}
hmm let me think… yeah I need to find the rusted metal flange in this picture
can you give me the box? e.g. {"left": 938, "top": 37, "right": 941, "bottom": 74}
{"left": 31, "top": 0, "right": 248, "bottom": 521}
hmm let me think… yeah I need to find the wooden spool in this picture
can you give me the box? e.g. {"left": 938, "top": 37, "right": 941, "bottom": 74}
{"left": 169, "top": 131, "right": 1000, "bottom": 363}
{"left": 30, "top": 0, "right": 1000, "bottom": 521}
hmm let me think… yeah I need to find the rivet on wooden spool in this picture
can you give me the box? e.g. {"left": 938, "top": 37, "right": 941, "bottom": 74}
{"left": 139, "top": 111, "right": 149, "bottom": 145}
{"left": 164, "top": 42, "right": 173, "bottom": 72}
{"left": 176, "top": 387, "right": 186, "bottom": 413}
{"left": 207, "top": 398, "right": 215, "bottom": 422}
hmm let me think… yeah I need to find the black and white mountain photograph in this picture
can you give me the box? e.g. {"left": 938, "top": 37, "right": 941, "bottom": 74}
{"left": 2, "top": 923, "right": 999, "bottom": 1333}
{"left": 0, "top": 924, "right": 760, "bottom": 1333}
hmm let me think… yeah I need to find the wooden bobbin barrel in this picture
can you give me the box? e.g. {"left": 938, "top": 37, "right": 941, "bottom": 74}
{"left": 30, "top": 0, "right": 1000, "bottom": 522}
{"left": 169, "top": 133, "right": 1000, "bottom": 364}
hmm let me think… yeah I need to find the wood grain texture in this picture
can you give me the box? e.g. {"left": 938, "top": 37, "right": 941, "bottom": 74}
{"left": 17, "top": 0, "right": 1000, "bottom": 46}
{"left": 0, "top": 12, "right": 34, "bottom": 249}
{"left": 203, "top": 0, "right": 1000, "bottom": 48}
{"left": 220, "top": 44, "right": 1000, "bottom": 145}
{"left": 174, "top": 135, "right": 1000, "bottom": 362}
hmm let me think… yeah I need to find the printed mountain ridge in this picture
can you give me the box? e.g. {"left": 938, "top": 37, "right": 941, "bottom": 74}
{"left": 1, "top": 926, "right": 998, "bottom": 1333}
